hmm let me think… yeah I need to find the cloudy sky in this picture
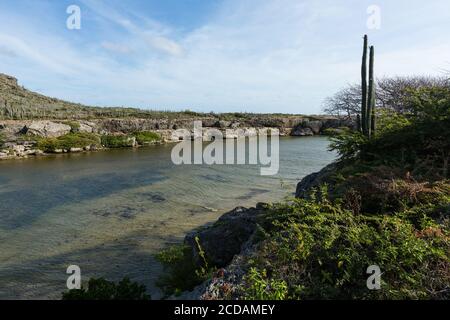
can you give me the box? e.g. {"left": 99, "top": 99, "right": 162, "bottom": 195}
{"left": 0, "top": 0, "right": 449, "bottom": 113}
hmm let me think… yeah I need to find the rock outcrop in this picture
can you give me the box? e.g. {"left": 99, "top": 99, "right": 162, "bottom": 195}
{"left": 185, "top": 203, "right": 268, "bottom": 268}
{"left": 295, "top": 162, "right": 338, "bottom": 198}
{"left": 23, "top": 121, "right": 72, "bottom": 138}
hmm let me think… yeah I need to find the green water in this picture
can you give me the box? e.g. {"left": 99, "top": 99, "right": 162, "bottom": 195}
{"left": 0, "top": 136, "right": 336, "bottom": 299}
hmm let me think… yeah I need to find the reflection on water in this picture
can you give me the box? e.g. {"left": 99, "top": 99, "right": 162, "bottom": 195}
{"left": 0, "top": 137, "right": 336, "bottom": 299}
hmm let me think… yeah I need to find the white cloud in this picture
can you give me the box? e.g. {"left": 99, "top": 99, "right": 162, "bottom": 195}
{"left": 145, "top": 35, "right": 183, "bottom": 57}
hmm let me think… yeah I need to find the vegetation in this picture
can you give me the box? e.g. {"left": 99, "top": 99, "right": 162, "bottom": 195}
{"left": 134, "top": 131, "right": 161, "bottom": 145}
{"left": 359, "top": 34, "right": 376, "bottom": 137}
{"left": 240, "top": 190, "right": 449, "bottom": 299}
{"left": 155, "top": 243, "right": 211, "bottom": 297}
{"left": 101, "top": 135, "right": 135, "bottom": 148}
{"left": 323, "top": 76, "right": 449, "bottom": 118}
{"left": 62, "top": 277, "right": 150, "bottom": 300}
{"left": 36, "top": 132, "right": 100, "bottom": 152}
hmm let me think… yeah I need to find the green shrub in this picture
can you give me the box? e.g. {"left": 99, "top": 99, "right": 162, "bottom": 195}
{"left": 37, "top": 133, "right": 100, "bottom": 152}
{"left": 155, "top": 244, "right": 211, "bottom": 297}
{"left": 0, "top": 133, "right": 4, "bottom": 147}
{"left": 101, "top": 135, "right": 134, "bottom": 148}
{"left": 240, "top": 197, "right": 449, "bottom": 300}
{"left": 242, "top": 268, "right": 288, "bottom": 300}
{"left": 62, "top": 277, "right": 150, "bottom": 300}
{"left": 134, "top": 131, "right": 161, "bottom": 145}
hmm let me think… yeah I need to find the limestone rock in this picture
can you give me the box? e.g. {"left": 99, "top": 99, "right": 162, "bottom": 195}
{"left": 25, "top": 121, "right": 71, "bottom": 138}
{"left": 291, "top": 127, "right": 314, "bottom": 136}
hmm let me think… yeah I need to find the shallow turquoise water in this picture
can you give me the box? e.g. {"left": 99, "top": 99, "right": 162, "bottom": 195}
{"left": 0, "top": 136, "right": 336, "bottom": 299}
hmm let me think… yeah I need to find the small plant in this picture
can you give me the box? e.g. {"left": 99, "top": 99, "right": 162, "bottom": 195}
{"left": 155, "top": 244, "right": 211, "bottom": 296}
{"left": 242, "top": 268, "right": 287, "bottom": 300}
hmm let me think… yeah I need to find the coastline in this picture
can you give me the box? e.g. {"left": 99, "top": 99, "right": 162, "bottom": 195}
{"left": 0, "top": 117, "right": 353, "bottom": 161}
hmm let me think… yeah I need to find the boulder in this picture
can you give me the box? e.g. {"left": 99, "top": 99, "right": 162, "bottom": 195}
{"left": 295, "top": 163, "right": 337, "bottom": 198}
{"left": 78, "top": 121, "right": 96, "bottom": 133}
{"left": 185, "top": 203, "right": 268, "bottom": 268}
{"left": 25, "top": 121, "right": 71, "bottom": 138}
{"left": 306, "top": 120, "right": 323, "bottom": 134}
{"left": 12, "top": 144, "right": 25, "bottom": 156}
{"left": 217, "top": 120, "right": 231, "bottom": 128}
{"left": 291, "top": 127, "right": 314, "bottom": 136}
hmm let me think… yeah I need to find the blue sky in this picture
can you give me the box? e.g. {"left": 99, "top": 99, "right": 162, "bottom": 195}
{"left": 0, "top": 0, "right": 449, "bottom": 114}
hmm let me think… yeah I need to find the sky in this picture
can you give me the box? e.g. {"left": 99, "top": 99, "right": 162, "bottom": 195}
{"left": 0, "top": 0, "right": 449, "bottom": 114}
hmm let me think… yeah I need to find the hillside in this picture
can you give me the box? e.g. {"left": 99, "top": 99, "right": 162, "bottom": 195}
{"left": 0, "top": 73, "right": 214, "bottom": 120}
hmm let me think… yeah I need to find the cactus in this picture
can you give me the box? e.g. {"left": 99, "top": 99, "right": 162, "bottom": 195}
{"left": 356, "top": 114, "right": 362, "bottom": 133}
{"left": 367, "top": 46, "right": 375, "bottom": 138}
{"left": 361, "top": 35, "right": 368, "bottom": 136}
{"left": 360, "top": 36, "right": 376, "bottom": 138}
{"left": 369, "top": 46, "right": 376, "bottom": 135}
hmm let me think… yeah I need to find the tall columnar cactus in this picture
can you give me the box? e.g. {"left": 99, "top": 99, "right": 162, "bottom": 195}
{"left": 367, "top": 45, "right": 375, "bottom": 138}
{"left": 361, "top": 35, "right": 368, "bottom": 135}
{"left": 360, "top": 35, "right": 376, "bottom": 138}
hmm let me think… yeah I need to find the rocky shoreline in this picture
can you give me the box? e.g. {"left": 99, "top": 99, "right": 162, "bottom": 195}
{"left": 0, "top": 117, "right": 353, "bottom": 160}
{"left": 172, "top": 165, "right": 329, "bottom": 300}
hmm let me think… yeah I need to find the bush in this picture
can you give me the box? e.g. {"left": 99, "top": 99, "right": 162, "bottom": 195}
{"left": 242, "top": 268, "right": 288, "bottom": 300}
{"left": 101, "top": 135, "right": 134, "bottom": 148}
{"left": 329, "top": 86, "right": 450, "bottom": 179}
{"left": 134, "top": 131, "right": 161, "bottom": 145}
{"left": 37, "top": 133, "right": 100, "bottom": 152}
{"left": 62, "top": 277, "right": 150, "bottom": 300}
{"left": 155, "top": 243, "right": 211, "bottom": 297}
{"left": 239, "top": 197, "right": 449, "bottom": 300}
